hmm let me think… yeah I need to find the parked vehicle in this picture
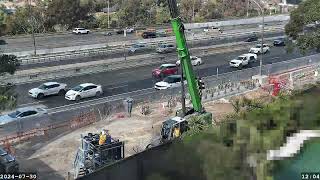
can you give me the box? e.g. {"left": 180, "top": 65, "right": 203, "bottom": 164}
{"left": 142, "top": 31, "right": 157, "bottom": 39}
{"left": 128, "top": 43, "right": 147, "bottom": 54}
{"left": 28, "top": 82, "right": 67, "bottom": 99}
{"left": 176, "top": 56, "right": 202, "bottom": 66}
{"left": 154, "top": 75, "right": 186, "bottom": 90}
{"left": 0, "top": 106, "right": 48, "bottom": 126}
{"left": 0, "top": 146, "right": 19, "bottom": 173}
{"left": 156, "top": 44, "right": 175, "bottom": 54}
{"left": 245, "top": 34, "right": 258, "bottom": 42}
{"left": 273, "top": 38, "right": 286, "bottom": 46}
{"left": 229, "top": 53, "right": 257, "bottom": 68}
{"left": 152, "top": 64, "right": 178, "bottom": 79}
{"left": 249, "top": 44, "right": 270, "bottom": 54}
{"left": 73, "top": 28, "right": 90, "bottom": 34}
{"left": 65, "top": 83, "right": 103, "bottom": 101}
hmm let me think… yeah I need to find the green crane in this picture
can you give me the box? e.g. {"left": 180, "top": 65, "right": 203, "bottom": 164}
{"left": 168, "top": 0, "right": 203, "bottom": 113}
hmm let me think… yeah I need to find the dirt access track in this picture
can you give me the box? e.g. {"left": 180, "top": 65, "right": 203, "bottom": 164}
{"left": 12, "top": 88, "right": 270, "bottom": 180}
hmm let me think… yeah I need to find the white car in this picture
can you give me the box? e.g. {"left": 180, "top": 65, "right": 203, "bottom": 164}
{"left": 29, "top": 82, "right": 67, "bottom": 99}
{"left": 154, "top": 75, "right": 186, "bottom": 90}
{"left": 72, "top": 28, "right": 90, "bottom": 34}
{"left": 128, "top": 43, "right": 146, "bottom": 53}
{"left": 176, "top": 56, "right": 203, "bottom": 66}
{"left": 249, "top": 44, "right": 270, "bottom": 54}
{"left": 229, "top": 53, "right": 257, "bottom": 68}
{"left": 65, "top": 83, "right": 103, "bottom": 101}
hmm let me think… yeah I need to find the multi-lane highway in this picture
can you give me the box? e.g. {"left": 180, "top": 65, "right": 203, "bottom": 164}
{"left": 1, "top": 22, "right": 285, "bottom": 54}
{"left": 18, "top": 30, "right": 284, "bottom": 70}
{"left": 15, "top": 45, "right": 315, "bottom": 109}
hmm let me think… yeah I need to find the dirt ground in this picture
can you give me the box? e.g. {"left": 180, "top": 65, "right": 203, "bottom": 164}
{"left": 12, "top": 88, "right": 270, "bottom": 180}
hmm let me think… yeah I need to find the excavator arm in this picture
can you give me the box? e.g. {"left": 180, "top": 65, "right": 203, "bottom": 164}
{"left": 167, "top": 0, "right": 203, "bottom": 113}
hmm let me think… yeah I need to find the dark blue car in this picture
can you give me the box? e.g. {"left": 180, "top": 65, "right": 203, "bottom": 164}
{"left": 273, "top": 38, "right": 286, "bottom": 46}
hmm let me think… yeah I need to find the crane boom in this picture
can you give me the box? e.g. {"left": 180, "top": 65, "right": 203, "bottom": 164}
{"left": 167, "top": 0, "right": 203, "bottom": 113}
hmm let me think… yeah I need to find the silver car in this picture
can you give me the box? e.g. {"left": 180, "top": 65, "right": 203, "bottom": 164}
{"left": 156, "top": 44, "right": 176, "bottom": 54}
{"left": 128, "top": 43, "right": 146, "bottom": 54}
{"left": 0, "top": 106, "right": 48, "bottom": 128}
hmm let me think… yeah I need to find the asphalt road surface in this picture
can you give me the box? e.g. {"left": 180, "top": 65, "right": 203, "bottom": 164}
{"left": 18, "top": 31, "right": 285, "bottom": 70}
{"left": 1, "top": 22, "right": 284, "bottom": 54}
{"left": 15, "top": 45, "right": 314, "bottom": 109}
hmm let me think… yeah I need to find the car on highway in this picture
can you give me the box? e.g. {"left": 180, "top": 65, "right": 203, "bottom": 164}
{"left": 72, "top": 28, "right": 90, "bottom": 34}
{"left": 0, "top": 106, "right": 48, "bottom": 126}
{"left": 154, "top": 75, "right": 186, "bottom": 90}
{"left": 249, "top": 44, "right": 270, "bottom": 54}
{"left": 65, "top": 83, "right": 103, "bottom": 101}
{"left": 28, "top": 82, "right": 67, "bottom": 99}
{"left": 273, "top": 38, "right": 286, "bottom": 46}
{"left": 142, "top": 31, "right": 157, "bottom": 39}
{"left": 203, "top": 27, "right": 222, "bottom": 33}
{"left": 245, "top": 34, "right": 258, "bottom": 42}
{"left": 229, "top": 53, "right": 257, "bottom": 68}
{"left": 104, "top": 32, "right": 112, "bottom": 36}
{"left": 128, "top": 43, "right": 147, "bottom": 54}
{"left": 176, "top": 56, "right": 203, "bottom": 66}
{"left": 156, "top": 44, "right": 175, "bottom": 54}
{"left": 152, "top": 64, "right": 178, "bottom": 79}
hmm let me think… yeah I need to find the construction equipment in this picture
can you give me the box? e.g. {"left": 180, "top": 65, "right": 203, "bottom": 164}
{"left": 148, "top": 0, "right": 213, "bottom": 147}
{"left": 73, "top": 132, "right": 124, "bottom": 179}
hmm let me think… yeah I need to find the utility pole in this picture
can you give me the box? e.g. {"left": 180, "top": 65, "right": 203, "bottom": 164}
{"left": 247, "top": 0, "right": 250, "bottom": 17}
{"left": 251, "top": 0, "right": 264, "bottom": 83}
{"left": 107, "top": 0, "right": 110, "bottom": 29}
{"left": 28, "top": 0, "right": 37, "bottom": 55}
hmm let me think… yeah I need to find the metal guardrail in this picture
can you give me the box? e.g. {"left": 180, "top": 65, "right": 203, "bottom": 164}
{"left": 17, "top": 26, "right": 284, "bottom": 65}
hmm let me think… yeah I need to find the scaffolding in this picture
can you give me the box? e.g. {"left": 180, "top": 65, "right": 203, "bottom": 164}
{"left": 73, "top": 133, "right": 125, "bottom": 179}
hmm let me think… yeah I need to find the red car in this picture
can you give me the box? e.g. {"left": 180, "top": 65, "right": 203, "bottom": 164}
{"left": 152, "top": 64, "right": 178, "bottom": 78}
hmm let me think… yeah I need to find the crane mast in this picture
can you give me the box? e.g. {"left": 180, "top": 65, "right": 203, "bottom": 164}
{"left": 167, "top": 0, "right": 203, "bottom": 113}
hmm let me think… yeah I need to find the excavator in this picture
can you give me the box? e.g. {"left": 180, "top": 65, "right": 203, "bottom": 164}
{"left": 148, "top": 0, "right": 212, "bottom": 147}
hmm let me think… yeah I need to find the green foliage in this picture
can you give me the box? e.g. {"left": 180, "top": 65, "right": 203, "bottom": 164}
{"left": 0, "top": 85, "right": 17, "bottom": 111}
{"left": 0, "top": 54, "right": 20, "bottom": 75}
{"left": 0, "top": 54, "right": 19, "bottom": 112}
{"left": 45, "top": 0, "right": 91, "bottom": 30}
{"left": 5, "top": 4, "right": 46, "bottom": 35}
{"left": 285, "top": 0, "right": 320, "bottom": 51}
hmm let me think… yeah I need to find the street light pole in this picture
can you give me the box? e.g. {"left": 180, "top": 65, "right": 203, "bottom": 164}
{"left": 107, "top": 0, "right": 110, "bottom": 29}
{"left": 28, "top": 0, "right": 37, "bottom": 55}
{"left": 251, "top": 0, "right": 264, "bottom": 82}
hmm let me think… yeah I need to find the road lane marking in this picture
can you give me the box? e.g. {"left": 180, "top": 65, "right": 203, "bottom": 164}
{"left": 18, "top": 101, "right": 44, "bottom": 107}
{"left": 109, "top": 85, "right": 128, "bottom": 89}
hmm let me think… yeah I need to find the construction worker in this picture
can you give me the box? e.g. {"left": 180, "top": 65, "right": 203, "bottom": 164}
{"left": 99, "top": 130, "right": 107, "bottom": 145}
{"left": 173, "top": 126, "right": 181, "bottom": 138}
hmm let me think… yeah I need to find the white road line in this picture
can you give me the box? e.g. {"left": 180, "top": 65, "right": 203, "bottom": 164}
{"left": 271, "top": 56, "right": 280, "bottom": 60}
{"left": 18, "top": 101, "right": 44, "bottom": 107}
{"left": 109, "top": 85, "right": 128, "bottom": 89}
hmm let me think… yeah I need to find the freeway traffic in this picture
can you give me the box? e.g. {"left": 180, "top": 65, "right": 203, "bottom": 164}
{"left": 18, "top": 30, "right": 284, "bottom": 70}
{"left": 15, "top": 45, "right": 315, "bottom": 109}
{"left": 1, "top": 22, "right": 285, "bottom": 54}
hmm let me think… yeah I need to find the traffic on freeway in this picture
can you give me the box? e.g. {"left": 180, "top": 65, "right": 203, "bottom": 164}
{"left": 14, "top": 45, "right": 316, "bottom": 110}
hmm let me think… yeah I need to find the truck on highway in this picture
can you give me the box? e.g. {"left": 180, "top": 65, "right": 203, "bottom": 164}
{"left": 229, "top": 53, "right": 257, "bottom": 69}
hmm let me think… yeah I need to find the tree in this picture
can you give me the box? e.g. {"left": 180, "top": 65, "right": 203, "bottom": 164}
{"left": 285, "top": 0, "right": 320, "bottom": 52}
{"left": 0, "top": 54, "right": 19, "bottom": 112}
{"left": 45, "top": 0, "right": 91, "bottom": 30}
